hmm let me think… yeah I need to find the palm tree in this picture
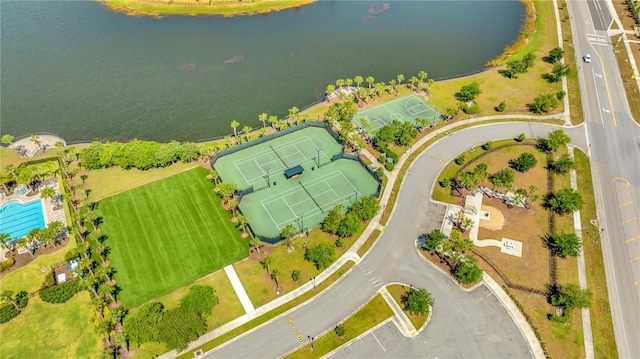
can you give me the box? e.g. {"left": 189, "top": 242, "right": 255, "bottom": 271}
{"left": 397, "top": 74, "right": 405, "bottom": 86}
{"left": 345, "top": 78, "right": 353, "bottom": 89}
{"left": 228, "top": 198, "right": 239, "bottom": 220}
{"left": 224, "top": 135, "right": 232, "bottom": 148}
{"left": 418, "top": 70, "right": 428, "bottom": 89}
{"left": 98, "top": 282, "right": 117, "bottom": 304}
{"left": 47, "top": 221, "right": 65, "bottom": 245}
{"left": 80, "top": 256, "right": 96, "bottom": 277}
{"left": 268, "top": 115, "right": 278, "bottom": 129}
{"left": 237, "top": 214, "right": 248, "bottom": 237}
{"left": 271, "top": 268, "right": 281, "bottom": 289}
{"left": 0, "top": 233, "right": 12, "bottom": 251}
{"left": 40, "top": 186, "right": 56, "bottom": 205}
{"left": 242, "top": 126, "right": 252, "bottom": 142}
{"left": 336, "top": 79, "right": 345, "bottom": 89}
{"left": 366, "top": 76, "right": 375, "bottom": 89}
{"left": 259, "top": 113, "right": 268, "bottom": 129}
{"left": 0, "top": 290, "right": 22, "bottom": 312}
{"left": 354, "top": 75, "right": 363, "bottom": 88}
{"left": 288, "top": 106, "right": 299, "bottom": 124}
{"left": 325, "top": 84, "right": 336, "bottom": 102}
{"left": 96, "top": 243, "right": 109, "bottom": 265}
{"left": 426, "top": 78, "right": 435, "bottom": 94}
{"left": 249, "top": 236, "right": 263, "bottom": 256}
{"left": 230, "top": 120, "right": 240, "bottom": 141}
{"left": 210, "top": 169, "right": 220, "bottom": 185}
{"left": 409, "top": 76, "right": 419, "bottom": 91}
{"left": 261, "top": 255, "right": 273, "bottom": 276}
{"left": 30, "top": 134, "right": 41, "bottom": 150}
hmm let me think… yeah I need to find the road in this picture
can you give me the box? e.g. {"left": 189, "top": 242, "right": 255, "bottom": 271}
{"left": 205, "top": 123, "right": 587, "bottom": 359}
{"left": 567, "top": 0, "right": 640, "bottom": 357}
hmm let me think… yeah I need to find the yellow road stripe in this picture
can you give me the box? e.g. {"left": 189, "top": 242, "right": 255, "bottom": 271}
{"left": 585, "top": 33, "right": 617, "bottom": 127}
{"left": 619, "top": 200, "right": 633, "bottom": 208}
{"left": 627, "top": 235, "right": 640, "bottom": 243}
{"left": 635, "top": 279, "right": 640, "bottom": 286}
{"left": 630, "top": 256, "right": 640, "bottom": 263}
{"left": 622, "top": 217, "right": 637, "bottom": 225}
{"left": 286, "top": 315, "right": 304, "bottom": 343}
{"left": 613, "top": 177, "right": 630, "bottom": 191}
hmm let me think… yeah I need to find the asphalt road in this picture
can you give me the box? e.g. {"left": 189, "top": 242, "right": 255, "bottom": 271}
{"left": 567, "top": 1, "right": 640, "bottom": 357}
{"left": 205, "top": 123, "right": 587, "bottom": 359}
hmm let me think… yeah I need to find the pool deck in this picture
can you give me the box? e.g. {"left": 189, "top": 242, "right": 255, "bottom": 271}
{"left": 0, "top": 179, "right": 66, "bottom": 260}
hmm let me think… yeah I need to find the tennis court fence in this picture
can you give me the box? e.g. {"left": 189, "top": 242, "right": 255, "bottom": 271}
{"left": 210, "top": 121, "right": 343, "bottom": 169}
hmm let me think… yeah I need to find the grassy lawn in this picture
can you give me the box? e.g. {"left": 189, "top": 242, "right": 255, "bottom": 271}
{"left": 130, "top": 268, "right": 245, "bottom": 359}
{"left": 104, "top": 0, "right": 315, "bottom": 17}
{"left": 611, "top": 35, "right": 640, "bottom": 124}
{"left": 96, "top": 167, "right": 247, "bottom": 308}
{"left": 83, "top": 161, "right": 199, "bottom": 201}
{"left": 558, "top": 0, "right": 585, "bottom": 125}
{"left": 574, "top": 150, "right": 618, "bottom": 358}
{"left": 234, "top": 226, "right": 358, "bottom": 307}
{"left": 0, "top": 292, "right": 101, "bottom": 359}
{"left": 284, "top": 293, "right": 393, "bottom": 359}
{"left": 386, "top": 284, "right": 429, "bottom": 330}
{"left": 0, "top": 247, "right": 68, "bottom": 295}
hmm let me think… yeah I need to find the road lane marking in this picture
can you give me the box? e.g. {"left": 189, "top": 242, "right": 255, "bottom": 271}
{"left": 613, "top": 177, "right": 631, "bottom": 191}
{"left": 585, "top": 32, "right": 618, "bottom": 127}
{"left": 371, "top": 332, "right": 386, "bottom": 352}
{"left": 622, "top": 217, "right": 637, "bottom": 225}
{"left": 285, "top": 315, "right": 304, "bottom": 343}
{"left": 626, "top": 235, "right": 640, "bottom": 243}
{"left": 619, "top": 200, "right": 633, "bottom": 208}
{"left": 630, "top": 256, "right": 640, "bottom": 263}
{"left": 635, "top": 279, "right": 640, "bottom": 286}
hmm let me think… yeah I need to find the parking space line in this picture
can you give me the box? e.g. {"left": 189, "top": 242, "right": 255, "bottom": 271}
{"left": 619, "top": 200, "right": 633, "bottom": 208}
{"left": 626, "top": 235, "right": 640, "bottom": 243}
{"left": 630, "top": 256, "right": 640, "bottom": 263}
{"left": 622, "top": 217, "right": 637, "bottom": 225}
{"left": 371, "top": 332, "right": 386, "bottom": 352}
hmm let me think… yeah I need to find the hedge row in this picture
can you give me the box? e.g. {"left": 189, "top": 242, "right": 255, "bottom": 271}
{"left": 39, "top": 279, "right": 83, "bottom": 304}
{"left": 0, "top": 304, "right": 20, "bottom": 324}
{"left": 0, "top": 258, "right": 15, "bottom": 272}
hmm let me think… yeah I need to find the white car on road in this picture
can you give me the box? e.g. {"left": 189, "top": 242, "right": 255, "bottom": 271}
{"left": 583, "top": 54, "right": 591, "bottom": 63}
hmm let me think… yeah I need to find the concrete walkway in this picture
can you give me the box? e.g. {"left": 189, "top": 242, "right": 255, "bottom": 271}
{"left": 567, "top": 145, "right": 595, "bottom": 359}
{"left": 379, "top": 287, "right": 417, "bottom": 337}
{"left": 223, "top": 265, "right": 255, "bottom": 315}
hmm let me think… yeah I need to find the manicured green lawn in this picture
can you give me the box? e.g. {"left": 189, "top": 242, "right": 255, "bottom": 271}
{"left": 0, "top": 292, "right": 101, "bottom": 359}
{"left": 96, "top": 167, "right": 247, "bottom": 308}
{"left": 0, "top": 248, "right": 68, "bottom": 295}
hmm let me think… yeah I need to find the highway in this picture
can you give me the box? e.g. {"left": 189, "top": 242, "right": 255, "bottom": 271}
{"left": 566, "top": 0, "right": 640, "bottom": 357}
{"left": 204, "top": 123, "right": 587, "bottom": 359}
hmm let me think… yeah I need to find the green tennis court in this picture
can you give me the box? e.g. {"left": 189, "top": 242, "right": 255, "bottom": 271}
{"left": 353, "top": 93, "right": 443, "bottom": 134}
{"left": 214, "top": 127, "right": 342, "bottom": 190}
{"left": 239, "top": 158, "right": 379, "bottom": 240}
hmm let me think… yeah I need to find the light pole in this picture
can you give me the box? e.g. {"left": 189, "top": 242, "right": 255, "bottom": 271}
{"left": 310, "top": 276, "right": 316, "bottom": 290}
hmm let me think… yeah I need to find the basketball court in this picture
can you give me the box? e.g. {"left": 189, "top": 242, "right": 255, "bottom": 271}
{"left": 353, "top": 93, "right": 443, "bottom": 134}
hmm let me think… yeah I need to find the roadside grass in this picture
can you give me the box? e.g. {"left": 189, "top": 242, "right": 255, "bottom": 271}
{"left": 357, "top": 229, "right": 381, "bottom": 257}
{"left": 130, "top": 269, "right": 245, "bottom": 358}
{"left": 428, "top": 1, "right": 561, "bottom": 117}
{"left": 104, "top": 0, "right": 315, "bottom": 17}
{"left": 0, "top": 292, "right": 101, "bottom": 359}
{"left": 178, "top": 262, "right": 354, "bottom": 359}
{"left": 386, "top": 284, "right": 429, "bottom": 330}
{"left": 96, "top": 167, "right": 247, "bottom": 308}
{"left": 235, "top": 226, "right": 359, "bottom": 307}
{"left": 511, "top": 291, "right": 585, "bottom": 359}
{"left": 574, "top": 150, "right": 618, "bottom": 358}
{"left": 83, "top": 161, "right": 199, "bottom": 201}
{"left": 612, "top": 0, "right": 639, "bottom": 29}
{"left": 611, "top": 35, "right": 640, "bottom": 124}
{"left": 0, "top": 247, "right": 67, "bottom": 295}
{"left": 557, "top": 0, "right": 585, "bottom": 125}
{"left": 284, "top": 293, "right": 393, "bottom": 359}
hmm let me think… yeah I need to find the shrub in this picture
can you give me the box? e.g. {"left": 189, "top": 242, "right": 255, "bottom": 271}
{"left": 335, "top": 324, "right": 346, "bottom": 337}
{"left": 40, "top": 271, "right": 55, "bottom": 290}
{"left": 304, "top": 243, "right": 335, "bottom": 269}
{"left": 494, "top": 101, "right": 506, "bottom": 112}
{"left": 509, "top": 152, "right": 538, "bottom": 172}
{"left": 377, "top": 155, "right": 386, "bottom": 164}
{"left": 481, "top": 141, "right": 493, "bottom": 151}
{"left": 455, "top": 82, "right": 482, "bottom": 102}
{"left": 439, "top": 177, "right": 451, "bottom": 188}
{"left": 548, "top": 312, "right": 571, "bottom": 323}
{"left": 556, "top": 90, "right": 566, "bottom": 100}
{"left": 335, "top": 238, "right": 344, "bottom": 248}
{"left": 384, "top": 162, "right": 395, "bottom": 171}
{"left": 179, "top": 285, "right": 218, "bottom": 317}
{"left": 401, "top": 287, "right": 434, "bottom": 315}
{"left": 0, "top": 258, "right": 15, "bottom": 272}
{"left": 454, "top": 155, "right": 466, "bottom": 165}
{"left": 375, "top": 166, "right": 385, "bottom": 179}
{"left": 291, "top": 270, "right": 301, "bottom": 282}
{"left": 461, "top": 102, "right": 480, "bottom": 114}
{"left": 380, "top": 147, "right": 399, "bottom": 163}
{"left": 338, "top": 214, "right": 361, "bottom": 238}
{"left": 515, "top": 133, "right": 526, "bottom": 142}
{"left": 0, "top": 304, "right": 20, "bottom": 324}
{"left": 64, "top": 248, "right": 81, "bottom": 262}
{"left": 39, "top": 279, "right": 83, "bottom": 303}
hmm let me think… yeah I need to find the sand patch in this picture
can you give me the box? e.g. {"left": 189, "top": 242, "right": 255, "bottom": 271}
{"left": 480, "top": 205, "right": 504, "bottom": 230}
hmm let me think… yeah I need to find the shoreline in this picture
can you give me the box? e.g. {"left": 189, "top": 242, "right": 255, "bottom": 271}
{"left": 99, "top": 0, "right": 317, "bottom": 18}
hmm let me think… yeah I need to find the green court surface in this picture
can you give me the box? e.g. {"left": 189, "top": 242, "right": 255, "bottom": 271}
{"left": 95, "top": 167, "right": 247, "bottom": 308}
{"left": 214, "top": 127, "right": 343, "bottom": 191}
{"left": 353, "top": 93, "right": 443, "bottom": 134}
{"left": 239, "top": 159, "right": 379, "bottom": 240}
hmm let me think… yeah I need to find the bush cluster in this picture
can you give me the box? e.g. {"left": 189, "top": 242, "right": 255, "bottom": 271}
{"left": 0, "top": 304, "right": 20, "bottom": 324}
{"left": 39, "top": 279, "right": 83, "bottom": 304}
{"left": 80, "top": 140, "right": 201, "bottom": 170}
{"left": 0, "top": 258, "right": 15, "bottom": 272}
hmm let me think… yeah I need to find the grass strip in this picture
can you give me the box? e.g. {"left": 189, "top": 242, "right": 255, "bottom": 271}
{"left": 611, "top": 35, "right": 640, "bottom": 124}
{"left": 386, "top": 284, "right": 429, "bottom": 330}
{"left": 178, "top": 261, "right": 354, "bottom": 359}
{"left": 357, "top": 229, "right": 381, "bottom": 257}
{"left": 573, "top": 149, "right": 618, "bottom": 358}
{"left": 103, "top": 0, "right": 316, "bottom": 17}
{"left": 284, "top": 293, "right": 393, "bottom": 359}
{"left": 558, "top": 0, "right": 585, "bottom": 125}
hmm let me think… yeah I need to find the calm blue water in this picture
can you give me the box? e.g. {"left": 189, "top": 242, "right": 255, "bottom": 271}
{"left": 0, "top": 200, "right": 46, "bottom": 240}
{"left": 0, "top": 0, "right": 525, "bottom": 142}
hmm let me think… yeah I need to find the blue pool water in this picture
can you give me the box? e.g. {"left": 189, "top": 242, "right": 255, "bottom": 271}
{"left": 0, "top": 200, "right": 46, "bottom": 241}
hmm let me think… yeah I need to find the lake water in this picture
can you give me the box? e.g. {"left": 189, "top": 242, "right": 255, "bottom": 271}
{"left": 1, "top": 0, "right": 524, "bottom": 142}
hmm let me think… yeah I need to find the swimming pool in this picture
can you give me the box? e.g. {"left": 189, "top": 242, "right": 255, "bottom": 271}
{"left": 0, "top": 199, "right": 46, "bottom": 241}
